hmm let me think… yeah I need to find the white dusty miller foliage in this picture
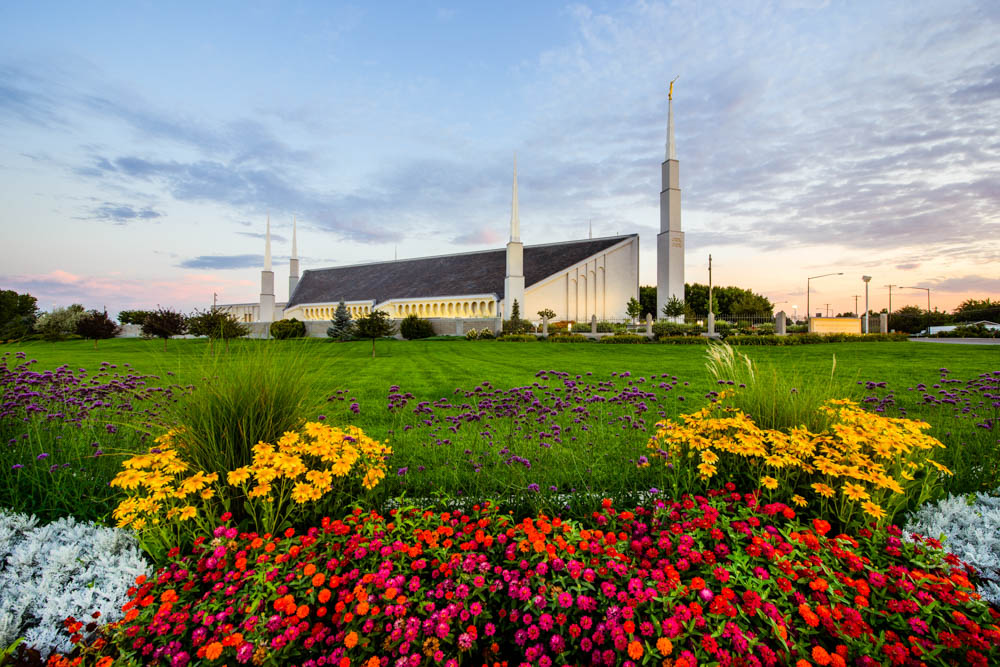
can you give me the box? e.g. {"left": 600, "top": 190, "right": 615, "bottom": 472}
{"left": 905, "top": 489, "right": 1000, "bottom": 605}
{"left": 0, "top": 510, "right": 150, "bottom": 657}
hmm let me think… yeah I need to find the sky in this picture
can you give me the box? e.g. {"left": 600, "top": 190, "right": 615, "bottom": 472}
{"left": 1, "top": 0, "right": 998, "bottom": 317}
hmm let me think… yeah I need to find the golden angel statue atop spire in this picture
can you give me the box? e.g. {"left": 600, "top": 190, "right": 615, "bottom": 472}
{"left": 669, "top": 75, "right": 679, "bottom": 101}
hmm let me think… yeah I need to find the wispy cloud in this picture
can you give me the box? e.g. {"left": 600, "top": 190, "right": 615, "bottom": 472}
{"left": 178, "top": 255, "right": 264, "bottom": 270}
{"left": 87, "top": 202, "right": 163, "bottom": 223}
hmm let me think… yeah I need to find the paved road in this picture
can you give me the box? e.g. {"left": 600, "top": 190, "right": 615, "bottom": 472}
{"left": 908, "top": 337, "right": 1000, "bottom": 345}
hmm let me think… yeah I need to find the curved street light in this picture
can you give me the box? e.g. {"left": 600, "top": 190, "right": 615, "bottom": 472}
{"left": 901, "top": 286, "right": 931, "bottom": 335}
{"left": 807, "top": 273, "right": 844, "bottom": 324}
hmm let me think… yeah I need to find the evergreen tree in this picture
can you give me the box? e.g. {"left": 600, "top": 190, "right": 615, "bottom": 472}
{"left": 638, "top": 286, "right": 657, "bottom": 320}
{"left": 662, "top": 296, "right": 686, "bottom": 319}
{"left": 327, "top": 300, "right": 355, "bottom": 341}
{"left": 503, "top": 299, "right": 529, "bottom": 334}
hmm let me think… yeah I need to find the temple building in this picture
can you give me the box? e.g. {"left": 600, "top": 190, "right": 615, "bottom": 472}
{"left": 222, "top": 87, "right": 685, "bottom": 330}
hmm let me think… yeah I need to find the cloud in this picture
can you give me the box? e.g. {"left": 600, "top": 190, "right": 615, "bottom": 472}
{"left": 924, "top": 275, "right": 1000, "bottom": 294}
{"left": 88, "top": 202, "right": 163, "bottom": 223}
{"left": 452, "top": 226, "right": 502, "bottom": 246}
{"left": 895, "top": 263, "right": 920, "bottom": 271}
{"left": 178, "top": 255, "right": 264, "bottom": 270}
{"left": 0, "top": 270, "right": 254, "bottom": 314}
{"left": 237, "top": 231, "right": 287, "bottom": 243}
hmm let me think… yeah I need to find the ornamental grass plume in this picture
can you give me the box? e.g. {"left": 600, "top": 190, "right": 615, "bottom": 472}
{"left": 158, "top": 342, "right": 316, "bottom": 493}
{"left": 647, "top": 394, "right": 950, "bottom": 529}
{"left": 705, "top": 342, "right": 850, "bottom": 432}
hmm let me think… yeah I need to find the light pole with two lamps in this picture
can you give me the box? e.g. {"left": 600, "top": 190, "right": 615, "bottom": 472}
{"left": 807, "top": 273, "right": 843, "bottom": 326}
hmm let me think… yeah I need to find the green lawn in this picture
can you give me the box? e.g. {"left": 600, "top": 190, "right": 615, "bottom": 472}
{"left": 7, "top": 337, "right": 998, "bottom": 407}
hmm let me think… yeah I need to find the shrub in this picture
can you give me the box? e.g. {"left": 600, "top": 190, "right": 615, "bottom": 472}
{"left": 0, "top": 510, "right": 149, "bottom": 659}
{"left": 595, "top": 320, "right": 616, "bottom": 333}
{"left": 477, "top": 327, "right": 494, "bottom": 339}
{"left": 77, "top": 494, "right": 1000, "bottom": 667}
{"left": 399, "top": 314, "right": 434, "bottom": 340}
{"left": 112, "top": 422, "right": 390, "bottom": 556}
{"left": 269, "top": 317, "right": 306, "bottom": 339}
{"left": 653, "top": 321, "right": 702, "bottom": 337}
{"left": 496, "top": 334, "right": 539, "bottom": 342}
{"left": 598, "top": 333, "right": 648, "bottom": 344}
{"left": 906, "top": 489, "right": 1000, "bottom": 605}
{"left": 141, "top": 307, "right": 188, "bottom": 350}
{"left": 655, "top": 335, "right": 710, "bottom": 344}
{"left": 464, "top": 328, "right": 478, "bottom": 340}
{"left": 75, "top": 309, "right": 121, "bottom": 348}
{"left": 536, "top": 308, "right": 556, "bottom": 321}
{"left": 935, "top": 323, "right": 1000, "bottom": 338}
{"left": 547, "top": 333, "right": 588, "bottom": 343}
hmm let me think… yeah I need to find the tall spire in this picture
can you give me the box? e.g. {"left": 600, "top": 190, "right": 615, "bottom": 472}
{"left": 264, "top": 213, "right": 272, "bottom": 271}
{"left": 510, "top": 153, "right": 520, "bottom": 242}
{"left": 291, "top": 216, "right": 297, "bottom": 259}
{"left": 666, "top": 76, "right": 678, "bottom": 161}
{"left": 288, "top": 215, "right": 300, "bottom": 301}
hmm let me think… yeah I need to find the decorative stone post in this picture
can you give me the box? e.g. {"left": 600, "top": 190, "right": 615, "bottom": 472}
{"left": 707, "top": 312, "right": 716, "bottom": 336}
{"left": 542, "top": 316, "right": 548, "bottom": 336}
{"left": 775, "top": 311, "right": 787, "bottom": 336}
{"left": 646, "top": 313, "right": 653, "bottom": 336}
{"left": 591, "top": 314, "right": 597, "bottom": 334}
{"left": 879, "top": 313, "right": 888, "bottom": 334}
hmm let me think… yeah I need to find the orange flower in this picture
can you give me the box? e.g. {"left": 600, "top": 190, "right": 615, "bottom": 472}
{"left": 296, "top": 604, "right": 310, "bottom": 619}
{"left": 656, "top": 637, "right": 673, "bottom": 655}
{"left": 204, "top": 642, "right": 223, "bottom": 660}
{"left": 357, "top": 601, "right": 370, "bottom": 615}
{"left": 809, "top": 578, "right": 829, "bottom": 592}
{"left": 627, "top": 640, "right": 644, "bottom": 660}
{"left": 318, "top": 588, "right": 331, "bottom": 603}
{"left": 365, "top": 659, "right": 379, "bottom": 667}
{"left": 345, "top": 631, "right": 359, "bottom": 649}
{"left": 312, "top": 573, "right": 325, "bottom": 587}
{"left": 96, "top": 658, "right": 113, "bottom": 667}
{"left": 812, "top": 645, "right": 832, "bottom": 665}
{"left": 304, "top": 563, "right": 316, "bottom": 576}
{"left": 796, "top": 661, "right": 811, "bottom": 667}
{"left": 624, "top": 620, "right": 636, "bottom": 634}
{"left": 690, "top": 577, "right": 706, "bottom": 590}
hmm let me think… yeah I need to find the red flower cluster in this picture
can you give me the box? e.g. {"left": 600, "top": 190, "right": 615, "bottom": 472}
{"left": 53, "top": 490, "right": 1000, "bottom": 667}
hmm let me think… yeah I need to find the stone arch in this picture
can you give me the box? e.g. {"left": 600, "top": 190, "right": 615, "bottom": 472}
{"left": 488, "top": 301, "right": 495, "bottom": 315}
{"left": 471, "top": 301, "right": 478, "bottom": 315}
{"left": 448, "top": 303, "right": 454, "bottom": 316}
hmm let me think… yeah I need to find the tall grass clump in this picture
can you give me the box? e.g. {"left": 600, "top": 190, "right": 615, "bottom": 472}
{"left": 159, "top": 343, "right": 317, "bottom": 479}
{"left": 705, "top": 342, "right": 853, "bottom": 431}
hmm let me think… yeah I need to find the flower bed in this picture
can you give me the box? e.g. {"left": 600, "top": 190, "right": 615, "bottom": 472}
{"left": 55, "top": 490, "right": 1000, "bottom": 667}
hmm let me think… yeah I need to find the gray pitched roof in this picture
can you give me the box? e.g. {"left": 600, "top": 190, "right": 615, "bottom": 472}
{"left": 287, "top": 235, "right": 635, "bottom": 307}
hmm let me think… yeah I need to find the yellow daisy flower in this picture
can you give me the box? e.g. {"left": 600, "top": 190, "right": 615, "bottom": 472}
{"left": 861, "top": 501, "right": 886, "bottom": 520}
{"left": 811, "top": 482, "right": 835, "bottom": 498}
{"left": 760, "top": 476, "right": 779, "bottom": 490}
{"left": 842, "top": 483, "right": 869, "bottom": 501}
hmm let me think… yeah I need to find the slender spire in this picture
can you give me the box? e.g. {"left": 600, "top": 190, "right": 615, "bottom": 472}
{"left": 264, "top": 213, "right": 272, "bottom": 271}
{"left": 589, "top": 219, "right": 593, "bottom": 239}
{"left": 510, "top": 153, "right": 520, "bottom": 242}
{"left": 666, "top": 76, "right": 678, "bottom": 161}
{"left": 291, "top": 216, "right": 297, "bottom": 259}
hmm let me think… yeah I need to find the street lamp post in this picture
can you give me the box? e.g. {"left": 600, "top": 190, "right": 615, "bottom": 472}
{"left": 901, "top": 286, "right": 931, "bottom": 335}
{"left": 862, "top": 276, "right": 872, "bottom": 334}
{"left": 792, "top": 305, "right": 798, "bottom": 322}
{"left": 807, "top": 273, "right": 844, "bottom": 326}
